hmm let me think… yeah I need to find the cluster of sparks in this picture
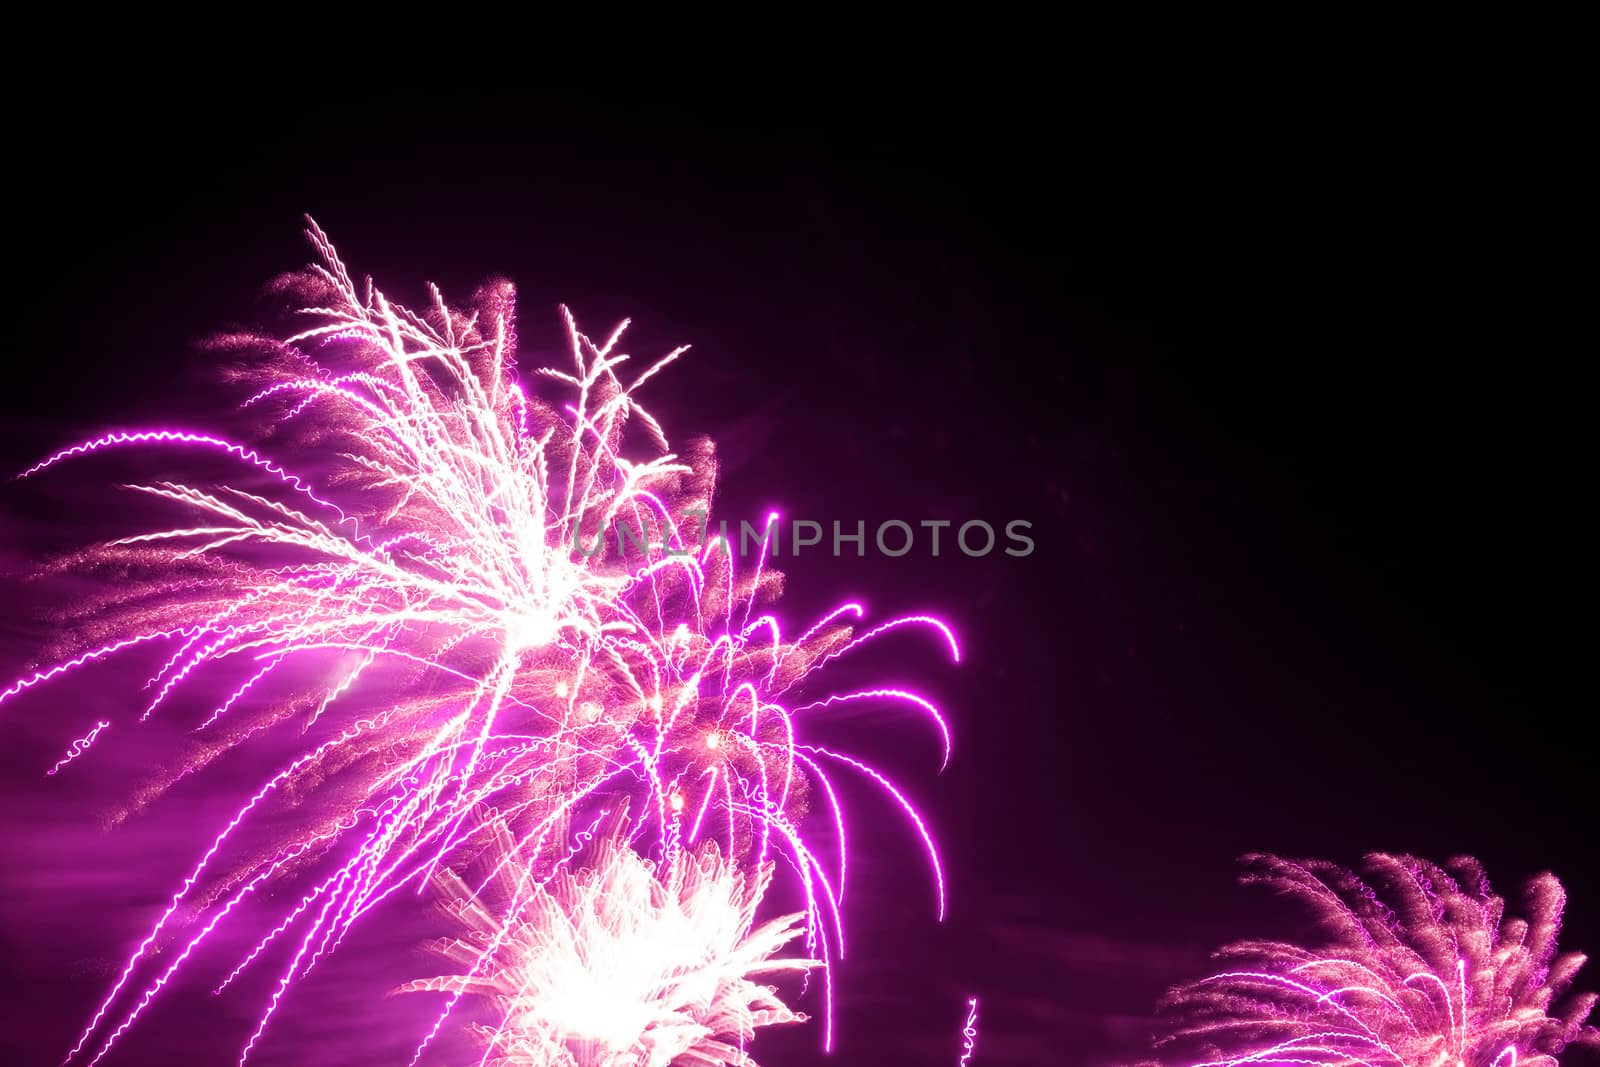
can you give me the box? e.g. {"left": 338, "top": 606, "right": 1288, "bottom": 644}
{"left": 398, "top": 816, "right": 818, "bottom": 1066}
{"left": 1157, "top": 853, "right": 1600, "bottom": 1067}
{"left": 3, "top": 221, "right": 957, "bottom": 1065}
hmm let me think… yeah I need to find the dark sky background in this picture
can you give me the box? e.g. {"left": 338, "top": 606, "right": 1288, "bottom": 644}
{"left": 1, "top": 71, "right": 1592, "bottom": 1066}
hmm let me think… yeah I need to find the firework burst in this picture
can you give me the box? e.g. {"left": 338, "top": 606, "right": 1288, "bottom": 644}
{"left": 1156, "top": 852, "right": 1600, "bottom": 1067}
{"left": 399, "top": 814, "right": 817, "bottom": 1067}
{"left": 3, "top": 221, "right": 957, "bottom": 1064}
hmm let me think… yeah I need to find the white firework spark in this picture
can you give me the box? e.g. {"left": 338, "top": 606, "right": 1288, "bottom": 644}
{"left": 399, "top": 816, "right": 818, "bottom": 1067}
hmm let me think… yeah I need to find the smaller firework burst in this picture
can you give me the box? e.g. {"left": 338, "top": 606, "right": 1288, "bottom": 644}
{"left": 1155, "top": 852, "right": 1600, "bottom": 1067}
{"left": 399, "top": 814, "right": 819, "bottom": 1066}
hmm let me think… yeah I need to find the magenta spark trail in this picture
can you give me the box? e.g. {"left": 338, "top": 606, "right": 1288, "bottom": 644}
{"left": 1155, "top": 853, "right": 1600, "bottom": 1067}
{"left": 3, "top": 221, "right": 959, "bottom": 1066}
{"left": 957, "top": 996, "right": 979, "bottom": 1065}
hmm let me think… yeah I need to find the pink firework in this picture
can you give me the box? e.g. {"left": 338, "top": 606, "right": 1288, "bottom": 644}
{"left": 1157, "top": 853, "right": 1600, "bottom": 1067}
{"left": 3, "top": 220, "right": 957, "bottom": 1064}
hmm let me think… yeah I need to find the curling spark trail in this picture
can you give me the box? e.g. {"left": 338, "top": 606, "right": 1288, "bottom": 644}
{"left": 45, "top": 720, "right": 111, "bottom": 776}
{"left": 959, "top": 996, "right": 979, "bottom": 1066}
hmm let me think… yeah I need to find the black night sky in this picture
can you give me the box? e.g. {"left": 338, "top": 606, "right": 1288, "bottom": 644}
{"left": 2, "top": 69, "right": 1592, "bottom": 1066}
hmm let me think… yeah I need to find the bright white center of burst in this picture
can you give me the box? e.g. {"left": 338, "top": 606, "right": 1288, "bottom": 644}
{"left": 508, "top": 612, "right": 558, "bottom": 654}
{"left": 506, "top": 894, "right": 743, "bottom": 1052}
